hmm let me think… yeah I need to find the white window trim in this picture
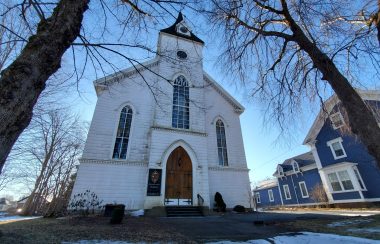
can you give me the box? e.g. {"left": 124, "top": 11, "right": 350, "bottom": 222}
{"left": 283, "top": 184, "right": 291, "bottom": 200}
{"left": 298, "top": 181, "right": 309, "bottom": 198}
{"left": 268, "top": 189, "right": 274, "bottom": 202}
{"left": 353, "top": 166, "right": 367, "bottom": 191}
{"left": 327, "top": 137, "right": 347, "bottom": 160}
{"left": 255, "top": 193, "right": 261, "bottom": 203}
{"left": 330, "top": 112, "right": 345, "bottom": 129}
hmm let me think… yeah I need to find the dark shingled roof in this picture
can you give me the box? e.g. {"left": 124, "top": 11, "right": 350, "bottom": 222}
{"left": 160, "top": 12, "right": 204, "bottom": 44}
{"left": 273, "top": 151, "right": 316, "bottom": 175}
{"left": 282, "top": 151, "right": 315, "bottom": 166}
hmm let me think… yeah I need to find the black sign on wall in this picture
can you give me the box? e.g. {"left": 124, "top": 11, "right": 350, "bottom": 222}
{"left": 147, "top": 169, "right": 162, "bottom": 196}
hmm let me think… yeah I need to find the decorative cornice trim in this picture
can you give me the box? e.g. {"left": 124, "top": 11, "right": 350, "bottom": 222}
{"left": 208, "top": 166, "right": 250, "bottom": 172}
{"left": 151, "top": 126, "right": 207, "bottom": 137}
{"left": 79, "top": 158, "right": 148, "bottom": 167}
{"left": 93, "top": 60, "right": 159, "bottom": 92}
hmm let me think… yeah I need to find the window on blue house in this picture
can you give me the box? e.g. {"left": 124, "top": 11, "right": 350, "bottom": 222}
{"left": 327, "top": 170, "right": 354, "bottom": 192}
{"left": 172, "top": 75, "right": 189, "bottom": 129}
{"left": 299, "top": 181, "right": 309, "bottom": 198}
{"left": 255, "top": 193, "right": 261, "bottom": 203}
{"left": 327, "top": 137, "right": 347, "bottom": 160}
{"left": 338, "top": 170, "right": 354, "bottom": 190}
{"left": 113, "top": 106, "right": 133, "bottom": 159}
{"left": 216, "top": 119, "right": 228, "bottom": 166}
{"left": 292, "top": 161, "right": 299, "bottom": 173}
{"left": 283, "top": 185, "right": 291, "bottom": 200}
{"left": 278, "top": 165, "right": 284, "bottom": 176}
{"left": 268, "top": 189, "right": 274, "bottom": 202}
{"left": 330, "top": 112, "right": 345, "bottom": 129}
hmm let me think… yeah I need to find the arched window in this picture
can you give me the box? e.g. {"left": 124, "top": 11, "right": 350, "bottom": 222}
{"left": 216, "top": 119, "right": 228, "bottom": 166}
{"left": 113, "top": 106, "right": 133, "bottom": 159}
{"left": 172, "top": 75, "right": 189, "bottom": 129}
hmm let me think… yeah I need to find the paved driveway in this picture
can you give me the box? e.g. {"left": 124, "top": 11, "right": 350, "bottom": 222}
{"left": 157, "top": 211, "right": 347, "bottom": 242}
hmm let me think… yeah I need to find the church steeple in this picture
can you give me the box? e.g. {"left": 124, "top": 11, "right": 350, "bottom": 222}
{"left": 160, "top": 12, "right": 204, "bottom": 44}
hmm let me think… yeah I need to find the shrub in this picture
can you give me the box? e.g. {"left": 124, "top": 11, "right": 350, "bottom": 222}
{"left": 309, "top": 183, "right": 329, "bottom": 207}
{"left": 214, "top": 192, "right": 226, "bottom": 212}
{"left": 233, "top": 205, "right": 245, "bottom": 213}
{"left": 110, "top": 205, "right": 125, "bottom": 224}
{"left": 69, "top": 190, "right": 103, "bottom": 216}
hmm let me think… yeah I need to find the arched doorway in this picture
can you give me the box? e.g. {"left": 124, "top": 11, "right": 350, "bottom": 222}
{"left": 165, "top": 146, "right": 193, "bottom": 205}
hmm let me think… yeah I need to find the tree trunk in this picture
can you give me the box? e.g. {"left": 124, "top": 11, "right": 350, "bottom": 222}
{"left": 281, "top": 0, "right": 380, "bottom": 168}
{"left": 0, "top": 0, "right": 89, "bottom": 173}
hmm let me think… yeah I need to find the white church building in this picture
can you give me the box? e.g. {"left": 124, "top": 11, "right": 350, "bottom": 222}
{"left": 71, "top": 13, "right": 251, "bottom": 210}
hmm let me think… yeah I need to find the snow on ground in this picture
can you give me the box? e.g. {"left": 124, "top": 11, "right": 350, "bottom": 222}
{"left": 348, "top": 228, "right": 380, "bottom": 234}
{"left": 62, "top": 241, "right": 133, "bottom": 244}
{"left": 0, "top": 215, "right": 41, "bottom": 222}
{"left": 327, "top": 219, "right": 373, "bottom": 227}
{"left": 208, "top": 232, "right": 380, "bottom": 244}
{"left": 62, "top": 232, "right": 380, "bottom": 244}
{"left": 267, "top": 209, "right": 380, "bottom": 217}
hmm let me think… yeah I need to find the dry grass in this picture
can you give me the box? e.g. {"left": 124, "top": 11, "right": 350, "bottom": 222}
{"left": 279, "top": 214, "right": 380, "bottom": 240}
{"left": 0, "top": 216, "right": 195, "bottom": 244}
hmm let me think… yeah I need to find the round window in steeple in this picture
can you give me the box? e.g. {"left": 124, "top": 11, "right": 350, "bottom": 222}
{"left": 177, "top": 50, "right": 188, "bottom": 60}
{"left": 179, "top": 26, "right": 188, "bottom": 34}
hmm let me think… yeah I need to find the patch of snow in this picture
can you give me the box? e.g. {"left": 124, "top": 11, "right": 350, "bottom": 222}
{"left": 341, "top": 213, "right": 373, "bottom": 217}
{"left": 348, "top": 228, "right": 380, "bottom": 234}
{"left": 208, "top": 232, "right": 380, "bottom": 244}
{"left": 327, "top": 219, "right": 373, "bottom": 227}
{"left": 129, "top": 209, "right": 144, "bottom": 217}
{"left": 62, "top": 241, "right": 133, "bottom": 244}
{"left": 0, "top": 215, "right": 41, "bottom": 222}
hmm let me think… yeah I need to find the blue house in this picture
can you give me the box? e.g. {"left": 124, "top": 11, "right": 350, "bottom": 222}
{"left": 303, "top": 90, "right": 380, "bottom": 204}
{"left": 253, "top": 179, "right": 282, "bottom": 209}
{"left": 254, "top": 151, "right": 326, "bottom": 208}
{"left": 253, "top": 90, "right": 380, "bottom": 208}
{"left": 273, "top": 152, "right": 325, "bottom": 206}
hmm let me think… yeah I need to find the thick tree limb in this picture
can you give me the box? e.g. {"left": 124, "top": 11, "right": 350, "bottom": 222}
{"left": 0, "top": 0, "right": 89, "bottom": 173}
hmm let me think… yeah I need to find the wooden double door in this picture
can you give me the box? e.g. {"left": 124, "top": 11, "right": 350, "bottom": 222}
{"left": 165, "top": 146, "right": 193, "bottom": 205}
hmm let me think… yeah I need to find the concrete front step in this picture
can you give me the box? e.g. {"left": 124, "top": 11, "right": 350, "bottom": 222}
{"left": 165, "top": 206, "right": 203, "bottom": 217}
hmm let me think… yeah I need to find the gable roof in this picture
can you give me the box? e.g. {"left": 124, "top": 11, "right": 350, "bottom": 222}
{"left": 303, "top": 89, "right": 380, "bottom": 145}
{"left": 160, "top": 12, "right": 204, "bottom": 44}
{"left": 92, "top": 60, "right": 245, "bottom": 113}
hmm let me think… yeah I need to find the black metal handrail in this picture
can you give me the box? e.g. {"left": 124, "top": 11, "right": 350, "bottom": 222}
{"left": 197, "top": 193, "right": 204, "bottom": 206}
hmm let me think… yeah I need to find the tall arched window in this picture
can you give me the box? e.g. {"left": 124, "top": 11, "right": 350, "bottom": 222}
{"left": 113, "top": 106, "right": 133, "bottom": 159}
{"left": 216, "top": 119, "right": 228, "bottom": 166}
{"left": 172, "top": 75, "right": 189, "bottom": 129}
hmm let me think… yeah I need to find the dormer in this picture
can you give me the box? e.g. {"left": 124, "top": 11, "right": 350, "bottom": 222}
{"left": 277, "top": 165, "right": 284, "bottom": 177}
{"left": 292, "top": 160, "right": 300, "bottom": 173}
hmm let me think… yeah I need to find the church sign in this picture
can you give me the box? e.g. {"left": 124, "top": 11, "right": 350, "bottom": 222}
{"left": 147, "top": 169, "right": 162, "bottom": 196}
